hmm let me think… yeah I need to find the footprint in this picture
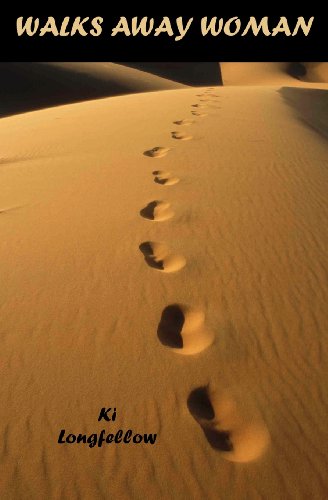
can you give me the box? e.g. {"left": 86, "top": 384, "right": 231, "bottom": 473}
{"left": 188, "top": 387, "right": 270, "bottom": 463}
{"left": 192, "top": 112, "right": 207, "bottom": 117}
{"left": 152, "top": 170, "right": 171, "bottom": 177}
{"left": 154, "top": 176, "right": 180, "bottom": 186}
{"left": 140, "top": 201, "right": 174, "bottom": 222}
{"left": 0, "top": 206, "right": 22, "bottom": 215}
{"left": 144, "top": 147, "right": 170, "bottom": 159}
{"left": 153, "top": 171, "right": 180, "bottom": 186}
{"left": 173, "top": 120, "right": 194, "bottom": 126}
{"left": 157, "top": 304, "right": 214, "bottom": 355}
{"left": 139, "top": 242, "right": 186, "bottom": 273}
{"left": 192, "top": 104, "right": 206, "bottom": 109}
{"left": 171, "top": 131, "right": 193, "bottom": 141}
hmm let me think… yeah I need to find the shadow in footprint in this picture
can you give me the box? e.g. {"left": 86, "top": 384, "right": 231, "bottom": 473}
{"left": 154, "top": 177, "right": 168, "bottom": 185}
{"left": 139, "top": 202, "right": 161, "bottom": 221}
{"left": 144, "top": 147, "right": 170, "bottom": 159}
{"left": 188, "top": 387, "right": 233, "bottom": 452}
{"left": 140, "top": 201, "right": 173, "bottom": 222}
{"left": 140, "top": 243, "right": 185, "bottom": 274}
{"left": 140, "top": 202, "right": 158, "bottom": 220}
{"left": 171, "top": 131, "right": 192, "bottom": 141}
{"left": 173, "top": 119, "right": 194, "bottom": 126}
{"left": 203, "top": 428, "right": 234, "bottom": 452}
{"left": 153, "top": 170, "right": 170, "bottom": 176}
{"left": 157, "top": 304, "right": 213, "bottom": 354}
{"left": 139, "top": 243, "right": 165, "bottom": 271}
{"left": 187, "top": 387, "right": 215, "bottom": 421}
{"left": 157, "top": 304, "right": 184, "bottom": 349}
{"left": 154, "top": 176, "right": 180, "bottom": 186}
{"left": 192, "top": 112, "right": 207, "bottom": 117}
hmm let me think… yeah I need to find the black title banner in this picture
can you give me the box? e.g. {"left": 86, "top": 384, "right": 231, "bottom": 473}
{"left": 3, "top": 14, "right": 327, "bottom": 61}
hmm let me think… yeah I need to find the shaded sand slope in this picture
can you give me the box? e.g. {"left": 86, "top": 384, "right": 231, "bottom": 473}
{"left": 119, "top": 62, "right": 222, "bottom": 86}
{"left": 298, "top": 63, "right": 328, "bottom": 83}
{"left": 280, "top": 87, "right": 328, "bottom": 139}
{"left": 221, "top": 62, "right": 328, "bottom": 87}
{"left": 0, "top": 62, "right": 187, "bottom": 117}
{"left": 1, "top": 86, "right": 328, "bottom": 498}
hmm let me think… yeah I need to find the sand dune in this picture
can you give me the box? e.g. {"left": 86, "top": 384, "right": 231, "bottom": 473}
{"left": 0, "top": 62, "right": 187, "bottom": 117}
{"left": 120, "top": 62, "right": 222, "bottom": 86}
{"left": 221, "top": 62, "right": 328, "bottom": 86}
{"left": 280, "top": 86, "right": 328, "bottom": 139}
{"left": 294, "top": 62, "right": 328, "bottom": 83}
{"left": 1, "top": 81, "right": 328, "bottom": 498}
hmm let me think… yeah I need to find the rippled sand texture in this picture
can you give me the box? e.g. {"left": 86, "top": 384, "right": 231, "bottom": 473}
{"left": 1, "top": 81, "right": 328, "bottom": 498}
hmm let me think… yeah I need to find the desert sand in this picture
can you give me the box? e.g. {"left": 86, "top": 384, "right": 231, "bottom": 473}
{"left": 0, "top": 63, "right": 187, "bottom": 118}
{"left": 1, "top": 63, "right": 328, "bottom": 498}
{"left": 221, "top": 62, "right": 328, "bottom": 87}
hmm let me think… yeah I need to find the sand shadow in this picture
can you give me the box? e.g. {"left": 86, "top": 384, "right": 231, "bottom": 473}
{"left": 202, "top": 428, "right": 233, "bottom": 452}
{"left": 287, "top": 63, "right": 307, "bottom": 80}
{"left": 157, "top": 305, "right": 184, "bottom": 349}
{"left": 139, "top": 202, "right": 157, "bottom": 220}
{"left": 0, "top": 62, "right": 198, "bottom": 118}
{"left": 119, "top": 62, "right": 222, "bottom": 86}
{"left": 139, "top": 243, "right": 164, "bottom": 271}
{"left": 187, "top": 387, "right": 215, "bottom": 421}
{"left": 279, "top": 87, "right": 328, "bottom": 141}
{"left": 144, "top": 147, "right": 170, "bottom": 159}
{"left": 154, "top": 177, "right": 169, "bottom": 185}
{"left": 187, "top": 387, "right": 233, "bottom": 452}
{"left": 152, "top": 171, "right": 170, "bottom": 176}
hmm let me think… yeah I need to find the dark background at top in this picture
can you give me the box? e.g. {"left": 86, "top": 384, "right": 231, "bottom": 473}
{"left": 3, "top": 13, "right": 327, "bottom": 61}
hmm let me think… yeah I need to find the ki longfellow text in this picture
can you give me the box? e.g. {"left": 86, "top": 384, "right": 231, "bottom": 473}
{"left": 58, "top": 408, "right": 158, "bottom": 448}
